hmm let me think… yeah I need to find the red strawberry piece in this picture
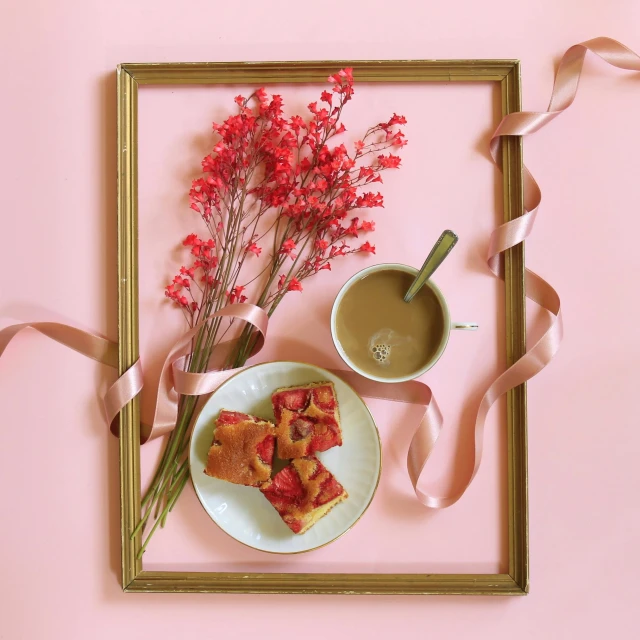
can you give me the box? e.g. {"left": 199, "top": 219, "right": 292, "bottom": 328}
{"left": 310, "top": 433, "right": 339, "bottom": 452}
{"left": 217, "top": 410, "right": 252, "bottom": 425}
{"left": 314, "top": 475, "right": 344, "bottom": 507}
{"left": 263, "top": 495, "right": 290, "bottom": 515}
{"left": 286, "top": 518, "right": 303, "bottom": 534}
{"left": 310, "top": 421, "right": 341, "bottom": 452}
{"left": 269, "top": 465, "right": 305, "bottom": 501}
{"left": 312, "top": 386, "right": 337, "bottom": 412}
{"left": 279, "top": 389, "right": 311, "bottom": 411}
{"left": 290, "top": 417, "right": 315, "bottom": 441}
{"left": 256, "top": 435, "right": 275, "bottom": 464}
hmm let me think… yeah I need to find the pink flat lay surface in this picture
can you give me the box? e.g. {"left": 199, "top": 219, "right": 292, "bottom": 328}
{"left": 1, "top": 1, "right": 639, "bottom": 638}
{"left": 137, "top": 81, "right": 506, "bottom": 573}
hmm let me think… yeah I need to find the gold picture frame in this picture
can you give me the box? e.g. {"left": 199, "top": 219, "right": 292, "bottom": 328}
{"left": 117, "top": 60, "right": 526, "bottom": 594}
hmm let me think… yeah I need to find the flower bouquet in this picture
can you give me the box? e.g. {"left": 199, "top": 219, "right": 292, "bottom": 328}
{"left": 135, "top": 68, "right": 407, "bottom": 554}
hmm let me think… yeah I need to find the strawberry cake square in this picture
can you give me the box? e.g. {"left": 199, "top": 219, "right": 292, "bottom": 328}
{"left": 204, "top": 410, "right": 276, "bottom": 487}
{"left": 271, "top": 381, "right": 342, "bottom": 459}
{"left": 260, "top": 456, "right": 348, "bottom": 534}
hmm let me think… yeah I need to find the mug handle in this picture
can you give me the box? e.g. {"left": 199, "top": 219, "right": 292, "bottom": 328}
{"left": 451, "top": 322, "right": 479, "bottom": 331}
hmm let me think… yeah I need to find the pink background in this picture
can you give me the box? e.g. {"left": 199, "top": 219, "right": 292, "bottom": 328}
{"left": 1, "top": 0, "right": 639, "bottom": 637}
{"left": 137, "top": 80, "right": 506, "bottom": 574}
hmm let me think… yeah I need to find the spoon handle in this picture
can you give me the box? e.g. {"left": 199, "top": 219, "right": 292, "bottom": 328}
{"left": 404, "top": 229, "right": 458, "bottom": 303}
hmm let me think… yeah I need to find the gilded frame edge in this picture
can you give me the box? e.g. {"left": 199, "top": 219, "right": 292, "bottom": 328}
{"left": 116, "top": 60, "right": 526, "bottom": 595}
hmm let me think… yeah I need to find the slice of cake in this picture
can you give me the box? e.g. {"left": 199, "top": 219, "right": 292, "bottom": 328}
{"left": 260, "top": 457, "right": 348, "bottom": 534}
{"left": 204, "top": 410, "right": 276, "bottom": 487}
{"left": 272, "top": 381, "right": 342, "bottom": 459}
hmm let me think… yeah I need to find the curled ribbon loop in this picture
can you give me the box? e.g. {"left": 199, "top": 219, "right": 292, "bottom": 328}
{"left": 119, "top": 303, "right": 268, "bottom": 443}
{"left": 2, "top": 37, "right": 639, "bottom": 509}
{"left": 407, "top": 36, "right": 640, "bottom": 508}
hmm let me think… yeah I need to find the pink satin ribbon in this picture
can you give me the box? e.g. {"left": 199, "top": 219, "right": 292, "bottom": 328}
{"left": 2, "top": 37, "right": 638, "bottom": 508}
{"left": 108, "top": 303, "right": 268, "bottom": 443}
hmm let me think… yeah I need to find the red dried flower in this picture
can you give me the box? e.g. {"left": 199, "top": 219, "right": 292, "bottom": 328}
{"left": 179, "top": 266, "right": 195, "bottom": 278}
{"left": 377, "top": 154, "right": 402, "bottom": 169}
{"left": 388, "top": 113, "right": 407, "bottom": 126}
{"left": 183, "top": 233, "right": 200, "bottom": 247}
{"left": 345, "top": 217, "right": 360, "bottom": 237}
{"left": 359, "top": 242, "right": 376, "bottom": 254}
{"left": 315, "top": 238, "right": 329, "bottom": 253}
{"left": 166, "top": 68, "right": 406, "bottom": 337}
{"left": 356, "top": 192, "right": 384, "bottom": 208}
{"left": 389, "top": 131, "right": 407, "bottom": 147}
{"left": 279, "top": 238, "right": 297, "bottom": 258}
{"left": 227, "top": 285, "right": 247, "bottom": 304}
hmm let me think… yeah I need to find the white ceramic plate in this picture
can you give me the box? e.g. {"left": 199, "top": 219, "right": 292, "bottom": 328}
{"left": 189, "top": 361, "right": 381, "bottom": 554}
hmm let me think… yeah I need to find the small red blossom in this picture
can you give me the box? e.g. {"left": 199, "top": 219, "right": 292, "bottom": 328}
{"left": 329, "top": 243, "right": 349, "bottom": 258}
{"left": 183, "top": 233, "right": 200, "bottom": 247}
{"left": 328, "top": 68, "right": 354, "bottom": 84}
{"left": 247, "top": 243, "right": 262, "bottom": 257}
{"left": 388, "top": 113, "right": 407, "bottom": 126}
{"left": 180, "top": 266, "right": 195, "bottom": 278}
{"left": 359, "top": 241, "right": 376, "bottom": 254}
{"left": 227, "top": 285, "right": 247, "bottom": 304}
{"left": 377, "top": 154, "right": 402, "bottom": 169}
{"left": 255, "top": 87, "right": 268, "bottom": 105}
{"left": 356, "top": 192, "right": 384, "bottom": 209}
{"left": 340, "top": 68, "right": 354, "bottom": 81}
{"left": 390, "top": 131, "right": 408, "bottom": 147}
{"left": 290, "top": 115, "right": 306, "bottom": 134}
{"left": 359, "top": 220, "right": 375, "bottom": 232}
{"left": 287, "top": 277, "right": 303, "bottom": 292}
{"left": 280, "top": 238, "right": 297, "bottom": 258}
{"left": 346, "top": 217, "right": 360, "bottom": 237}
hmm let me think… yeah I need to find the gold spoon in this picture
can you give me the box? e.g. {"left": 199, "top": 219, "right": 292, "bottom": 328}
{"left": 404, "top": 230, "right": 458, "bottom": 303}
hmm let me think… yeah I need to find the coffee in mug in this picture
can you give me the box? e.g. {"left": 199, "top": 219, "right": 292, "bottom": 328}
{"left": 330, "top": 264, "right": 477, "bottom": 383}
